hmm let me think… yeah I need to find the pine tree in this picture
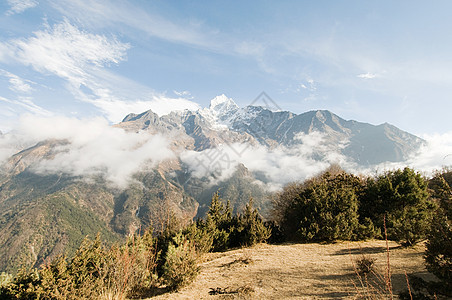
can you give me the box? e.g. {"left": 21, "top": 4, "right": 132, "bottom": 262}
{"left": 234, "top": 198, "right": 271, "bottom": 247}
{"left": 205, "top": 192, "right": 234, "bottom": 251}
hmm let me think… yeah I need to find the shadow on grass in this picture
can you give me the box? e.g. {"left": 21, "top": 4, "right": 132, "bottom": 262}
{"left": 333, "top": 245, "right": 401, "bottom": 256}
{"left": 129, "top": 286, "right": 171, "bottom": 299}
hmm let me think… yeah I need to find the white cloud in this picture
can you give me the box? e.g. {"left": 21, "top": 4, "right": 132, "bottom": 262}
{"left": 328, "top": 132, "right": 452, "bottom": 179}
{"left": 79, "top": 87, "right": 201, "bottom": 122}
{"left": 181, "top": 131, "right": 354, "bottom": 191}
{"left": 1, "top": 18, "right": 206, "bottom": 123}
{"left": 1, "top": 115, "right": 175, "bottom": 188}
{"left": 358, "top": 72, "right": 377, "bottom": 79}
{"left": 0, "top": 69, "right": 33, "bottom": 93}
{"left": 383, "top": 132, "right": 452, "bottom": 174}
{"left": 0, "top": 134, "right": 23, "bottom": 164}
{"left": 180, "top": 129, "right": 452, "bottom": 190}
{"left": 0, "top": 95, "right": 51, "bottom": 116}
{"left": 6, "top": 0, "right": 38, "bottom": 15}
{"left": 173, "top": 90, "right": 193, "bottom": 99}
{"left": 49, "top": 0, "right": 221, "bottom": 52}
{"left": 16, "top": 97, "right": 51, "bottom": 115}
{"left": 1, "top": 19, "right": 129, "bottom": 86}
{"left": 8, "top": 76, "right": 33, "bottom": 93}
{"left": 181, "top": 130, "right": 452, "bottom": 191}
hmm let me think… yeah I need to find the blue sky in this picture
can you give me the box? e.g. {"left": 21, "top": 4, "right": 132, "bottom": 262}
{"left": 1, "top": 0, "right": 452, "bottom": 136}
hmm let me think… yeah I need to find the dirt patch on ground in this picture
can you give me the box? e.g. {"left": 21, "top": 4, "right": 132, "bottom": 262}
{"left": 151, "top": 240, "right": 435, "bottom": 299}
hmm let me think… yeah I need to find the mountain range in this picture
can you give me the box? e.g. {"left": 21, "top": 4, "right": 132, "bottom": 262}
{"left": 0, "top": 95, "right": 424, "bottom": 273}
{"left": 120, "top": 95, "right": 422, "bottom": 165}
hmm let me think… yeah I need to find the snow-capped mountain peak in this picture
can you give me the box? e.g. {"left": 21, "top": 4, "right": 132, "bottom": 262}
{"left": 198, "top": 95, "right": 240, "bottom": 129}
{"left": 209, "top": 94, "right": 239, "bottom": 114}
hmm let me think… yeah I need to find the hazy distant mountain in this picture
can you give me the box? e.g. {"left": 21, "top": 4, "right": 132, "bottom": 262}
{"left": 0, "top": 95, "right": 424, "bottom": 273}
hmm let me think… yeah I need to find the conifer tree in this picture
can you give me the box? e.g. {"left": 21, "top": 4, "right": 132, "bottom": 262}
{"left": 205, "top": 192, "right": 233, "bottom": 251}
{"left": 234, "top": 198, "right": 271, "bottom": 247}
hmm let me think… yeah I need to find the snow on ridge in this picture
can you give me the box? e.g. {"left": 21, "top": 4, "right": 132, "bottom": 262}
{"left": 171, "top": 94, "right": 268, "bottom": 130}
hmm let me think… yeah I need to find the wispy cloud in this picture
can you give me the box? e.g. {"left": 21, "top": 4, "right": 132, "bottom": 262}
{"left": 0, "top": 95, "right": 51, "bottom": 116}
{"left": 368, "top": 132, "right": 452, "bottom": 175}
{"left": 357, "top": 73, "right": 377, "bottom": 79}
{"left": 180, "top": 129, "right": 452, "bottom": 191}
{"left": 173, "top": 90, "right": 193, "bottom": 99}
{"left": 0, "top": 69, "right": 34, "bottom": 93}
{"left": 6, "top": 0, "right": 38, "bottom": 15}
{"left": 0, "top": 19, "right": 130, "bottom": 86}
{"left": 48, "top": 0, "right": 222, "bottom": 52}
{"left": 84, "top": 92, "right": 201, "bottom": 121}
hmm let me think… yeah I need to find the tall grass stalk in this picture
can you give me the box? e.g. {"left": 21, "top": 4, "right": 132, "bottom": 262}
{"left": 351, "top": 216, "right": 412, "bottom": 299}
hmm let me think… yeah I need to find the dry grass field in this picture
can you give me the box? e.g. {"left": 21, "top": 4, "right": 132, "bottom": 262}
{"left": 151, "top": 240, "right": 435, "bottom": 299}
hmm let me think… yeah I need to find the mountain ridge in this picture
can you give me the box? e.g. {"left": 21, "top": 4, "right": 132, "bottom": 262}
{"left": 119, "top": 96, "right": 424, "bottom": 165}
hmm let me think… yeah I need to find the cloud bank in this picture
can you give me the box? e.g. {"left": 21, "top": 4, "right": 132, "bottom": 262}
{"left": 369, "top": 132, "right": 452, "bottom": 176}
{"left": 181, "top": 130, "right": 452, "bottom": 190}
{"left": 180, "top": 132, "right": 354, "bottom": 191}
{"left": 0, "top": 115, "right": 174, "bottom": 188}
{"left": 2, "top": 113, "right": 452, "bottom": 191}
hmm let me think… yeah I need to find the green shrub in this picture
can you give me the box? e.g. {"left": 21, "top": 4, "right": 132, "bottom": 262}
{"left": 0, "top": 269, "right": 41, "bottom": 299}
{"left": 0, "top": 230, "right": 161, "bottom": 300}
{"left": 103, "top": 230, "right": 159, "bottom": 299}
{"left": 183, "top": 220, "right": 214, "bottom": 255}
{"left": 402, "top": 210, "right": 452, "bottom": 299}
{"left": 356, "top": 217, "right": 381, "bottom": 240}
{"left": 429, "top": 168, "right": 452, "bottom": 220}
{"left": 363, "top": 168, "right": 435, "bottom": 246}
{"left": 424, "top": 211, "right": 452, "bottom": 296}
{"left": 162, "top": 233, "right": 199, "bottom": 290}
{"left": 277, "top": 171, "right": 362, "bottom": 242}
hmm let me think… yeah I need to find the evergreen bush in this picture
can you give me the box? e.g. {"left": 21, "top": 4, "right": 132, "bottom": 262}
{"left": 423, "top": 169, "right": 452, "bottom": 296}
{"left": 0, "top": 230, "right": 161, "bottom": 299}
{"left": 363, "top": 168, "right": 434, "bottom": 246}
{"left": 162, "top": 233, "right": 199, "bottom": 290}
{"left": 277, "top": 171, "right": 362, "bottom": 242}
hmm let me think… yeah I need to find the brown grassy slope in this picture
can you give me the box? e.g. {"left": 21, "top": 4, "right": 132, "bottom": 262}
{"left": 151, "top": 240, "right": 435, "bottom": 299}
